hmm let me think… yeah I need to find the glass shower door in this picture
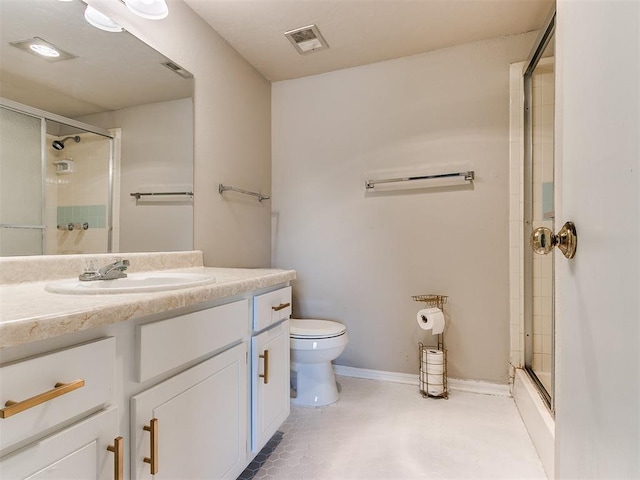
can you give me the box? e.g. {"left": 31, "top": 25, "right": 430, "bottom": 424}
{"left": 524, "top": 20, "right": 555, "bottom": 409}
{"left": 0, "top": 106, "right": 45, "bottom": 255}
{"left": 530, "top": 57, "right": 555, "bottom": 397}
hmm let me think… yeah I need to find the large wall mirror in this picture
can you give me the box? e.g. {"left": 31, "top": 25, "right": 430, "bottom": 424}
{"left": 0, "top": 0, "right": 194, "bottom": 256}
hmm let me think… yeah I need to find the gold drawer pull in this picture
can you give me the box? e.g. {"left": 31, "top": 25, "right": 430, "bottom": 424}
{"left": 0, "top": 379, "right": 85, "bottom": 419}
{"left": 107, "top": 436, "right": 124, "bottom": 480}
{"left": 259, "top": 349, "right": 269, "bottom": 384}
{"left": 272, "top": 302, "right": 290, "bottom": 312}
{"left": 143, "top": 418, "right": 158, "bottom": 474}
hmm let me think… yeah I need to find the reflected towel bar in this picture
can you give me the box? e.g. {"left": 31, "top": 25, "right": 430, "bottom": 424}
{"left": 219, "top": 184, "right": 270, "bottom": 202}
{"left": 365, "top": 171, "right": 474, "bottom": 190}
{"left": 130, "top": 191, "right": 193, "bottom": 200}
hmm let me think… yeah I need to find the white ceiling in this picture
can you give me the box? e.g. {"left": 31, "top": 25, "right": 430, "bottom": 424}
{"left": 0, "top": 0, "right": 553, "bottom": 118}
{"left": 184, "top": 0, "right": 554, "bottom": 82}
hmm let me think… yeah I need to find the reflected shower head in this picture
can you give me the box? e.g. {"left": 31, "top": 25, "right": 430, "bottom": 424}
{"left": 52, "top": 135, "right": 80, "bottom": 150}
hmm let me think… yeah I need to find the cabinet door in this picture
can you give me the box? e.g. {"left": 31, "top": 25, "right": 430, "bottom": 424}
{"left": 131, "top": 343, "right": 247, "bottom": 480}
{"left": 0, "top": 407, "right": 120, "bottom": 480}
{"left": 251, "top": 320, "right": 290, "bottom": 453}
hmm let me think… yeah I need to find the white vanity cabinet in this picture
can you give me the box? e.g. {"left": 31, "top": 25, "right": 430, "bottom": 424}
{"left": 251, "top": 320, "right": 290, "bottom": 452}
{"left": 131, "top": 343, "right": 247, "bottom": 480}
{"left": 0, "top": 269, "right": 296, "bottom": 480}
{"left": 0, "top": 338, "right": 122, "bottom": 480}
{"left": 251, "top": 287, "right": 291, "bottom": 453}
{"left": 0, "top": 407, "right": 120, "bottom": 480}
{"left": 131, "top": 299, "right": 250, "bottom": 480}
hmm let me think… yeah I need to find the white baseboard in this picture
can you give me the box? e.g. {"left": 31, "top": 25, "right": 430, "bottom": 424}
{"left": 333, "top": 364, "right": 510, "bottom": 397}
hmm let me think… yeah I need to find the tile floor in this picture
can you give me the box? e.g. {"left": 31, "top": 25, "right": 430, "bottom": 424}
{"left": 238, "top": 375, "right": 546, "bottom": 480}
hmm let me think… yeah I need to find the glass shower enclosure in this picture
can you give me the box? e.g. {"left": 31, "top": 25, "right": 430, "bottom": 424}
{"left": 0, "top": 99, "right": 115, "bottom": 256}
{"left": 523, "top": 12, "right": 556, "bottom": 410}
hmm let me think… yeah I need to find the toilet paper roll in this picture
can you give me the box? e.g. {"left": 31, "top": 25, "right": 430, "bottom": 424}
{"left": 416, "top": 308, "right": 445, "bottom": 334}
{"left": 421, "top": 349, "right": 445, "bottom": 395}
{"left": 421, "top": 348, "right": 444, "bottom": 365}
{"left": 426, "top": 374, "right": 445, "bottom": 396}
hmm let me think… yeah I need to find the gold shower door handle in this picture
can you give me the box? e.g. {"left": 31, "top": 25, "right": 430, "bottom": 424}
{"left": 272, "top": 302, "right": 290, "bottom": 312}
{"left": 259, "top": 350, "right": 269, "bottom": 384}
{"left": 107, "top": 436, "right": 124, "bottom": 480}
{"left": 143, "top": 418, "right": 158, "bottom": 474}
{"left": 0, "top": 379, "right": 85, "bottom": 419}
{"left": 530, "top": 221, "right": 577, "bottom": 259}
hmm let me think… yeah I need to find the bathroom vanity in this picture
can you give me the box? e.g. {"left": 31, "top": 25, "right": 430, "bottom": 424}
{"left": 0, "top": 251, "right": 295, "bottom": 479}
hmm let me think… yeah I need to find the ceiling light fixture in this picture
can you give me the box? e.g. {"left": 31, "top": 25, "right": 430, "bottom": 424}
{"left": 84, "top": 5, "right": 124, "bottom": 33}
{"left": 10, "top": 37, "right": 77, "bottom": 62}
{"left": 284, "top": 24, "right": 329, "bottom": 55}
{"left": 30, "top": 44, "right": 60, "bottom": 58}
{"left": 125, "top": 0, "right": 169, "bottom": 20}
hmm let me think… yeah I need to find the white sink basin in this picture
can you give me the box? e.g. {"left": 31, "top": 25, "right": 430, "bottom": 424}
{"left": 45, "top": 272, "right": 216, "bottom": 295}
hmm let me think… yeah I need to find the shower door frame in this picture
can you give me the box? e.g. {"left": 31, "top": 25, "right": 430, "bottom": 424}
{"left": 0, "top": 97, "right": 116, "bottom": 253}
{"left": 522, "top": 9, "right": 556, "bottom": 410}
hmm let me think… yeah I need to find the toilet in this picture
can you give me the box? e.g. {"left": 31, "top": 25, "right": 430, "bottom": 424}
{"left": 289, "top": 319, "right": 348, "bottom": 407}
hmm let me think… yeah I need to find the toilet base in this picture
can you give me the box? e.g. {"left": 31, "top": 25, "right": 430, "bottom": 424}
{"left": 290, "top": 361, "right": 338, "bottom": 407}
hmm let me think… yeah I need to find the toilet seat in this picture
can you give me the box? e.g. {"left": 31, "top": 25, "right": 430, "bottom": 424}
{"left": 290, "top": 319, "right": 346, "bottom": 339}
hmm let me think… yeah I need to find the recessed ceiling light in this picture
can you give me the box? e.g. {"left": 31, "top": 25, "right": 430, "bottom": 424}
{"left": 29, "top": 44, "right": 60, "bottom": 58}
{"left": 10, "top": 37, "right": 77, "bottom": 62}
{"left": 84, "top": 5, "right": 125, "bottom": 33}
{"left": 125, "top": 0, "right": 169, "bottom": 20}
{"left": 284, "top": 24, "right": 329, "bottom": 55}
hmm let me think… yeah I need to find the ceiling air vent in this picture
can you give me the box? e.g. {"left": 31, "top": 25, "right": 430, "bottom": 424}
{"left": 161, "top": 61, "right": 193, "bottom": 79}
{"left": 284, "top": 24, "right": 329, "bottom": 55}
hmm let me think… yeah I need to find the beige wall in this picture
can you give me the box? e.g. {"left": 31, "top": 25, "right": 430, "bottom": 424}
{"left": 273, "top": 33, "right": 537, "bottom": 383}
{"left": 80, "top": 99, "right": 193, "bottom": 253}
{"left": 88, "top": 0, "right": 272, "bottom": 267}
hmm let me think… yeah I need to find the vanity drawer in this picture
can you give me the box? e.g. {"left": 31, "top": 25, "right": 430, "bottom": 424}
{"left": 137, "top": 299, "right": 249, "bottom": 382}
{"left": 253, "top": 286, "right": 292, "bottom": 332}
{"left": 0, "top": 337, "right": 115, "bottom": 454}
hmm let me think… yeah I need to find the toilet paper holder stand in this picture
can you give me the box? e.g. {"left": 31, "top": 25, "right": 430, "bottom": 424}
{"left": 414, "top": 294, "right": 448, "bottom": 399}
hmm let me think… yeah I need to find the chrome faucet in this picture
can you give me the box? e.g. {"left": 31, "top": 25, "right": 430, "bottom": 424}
{"left": 79, "top": 259, "right": 130, "bottom": 281}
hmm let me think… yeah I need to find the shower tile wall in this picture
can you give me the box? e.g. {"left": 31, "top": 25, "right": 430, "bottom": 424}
{"left": 531, "top": 63, "right": 554, "bottom": 390}
{"left": 508, "top": 60, "right": 554, "bottom": 391}
{"left": 47, "top": 133, "right": 111, "bottom": 254}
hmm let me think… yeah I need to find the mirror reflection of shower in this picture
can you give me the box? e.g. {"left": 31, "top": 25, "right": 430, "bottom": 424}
{"left": 47, "top": 122, "right": 115, "bottom": 255}
{"left": 51, "top": 135, "right": 80, "bottom": 150}
{"left": 0, "top": 101, "right": 117, "bottom": 256}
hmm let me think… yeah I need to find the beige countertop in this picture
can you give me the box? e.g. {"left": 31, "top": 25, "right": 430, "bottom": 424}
{"left": 0, "top": 252, "right": 295, "bottom": 349}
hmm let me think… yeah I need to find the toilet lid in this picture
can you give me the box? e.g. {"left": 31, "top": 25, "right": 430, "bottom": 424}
{"left": 290, "top": 319, "right": 346, "bottom": 338}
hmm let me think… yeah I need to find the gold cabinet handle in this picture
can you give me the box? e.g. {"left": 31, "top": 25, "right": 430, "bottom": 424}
{"left": 107, "top": 436, "right": 124, "bottom": 480}
{"left": 143, "top": 418, "right": 158, "bottom": 474}
{"left": 272, "top": 302, "right": 290, "bottom": 312}
{"left": 259, "top": 350, "right": 269, "bottom": 384}
{"left": 0, "top": 379, "right": 85, "bottom": 419}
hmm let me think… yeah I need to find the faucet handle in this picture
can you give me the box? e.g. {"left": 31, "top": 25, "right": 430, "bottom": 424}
{"left": 84, "top": 260, "right": 98, "bottom": 273}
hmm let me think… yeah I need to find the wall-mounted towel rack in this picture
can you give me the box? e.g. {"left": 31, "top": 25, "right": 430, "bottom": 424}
{"left": 219, "top": 184, "right": 270, "bottom": 202}
{"left": 365, "top": 171, "right": 474, "bottom": 190}
{"left": 130, "top": 191, "right": 193, "bottom": 200}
